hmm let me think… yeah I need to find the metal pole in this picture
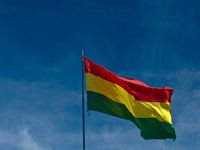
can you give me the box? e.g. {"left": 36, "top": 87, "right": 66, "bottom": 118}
{"left": 81, "top": 50, "right": 85, "bottom": 150}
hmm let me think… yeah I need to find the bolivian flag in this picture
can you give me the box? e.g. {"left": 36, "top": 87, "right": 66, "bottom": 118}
{"left": 83, "top": 57, "right": 176, "bottom": 140}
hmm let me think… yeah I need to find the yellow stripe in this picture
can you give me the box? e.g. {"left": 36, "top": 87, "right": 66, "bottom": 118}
{"left": 85, "top": 73, "right": 172, "bottom": 124}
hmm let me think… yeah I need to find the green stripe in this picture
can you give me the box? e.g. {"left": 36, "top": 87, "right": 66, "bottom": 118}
{"left": 87, "top": 91, "right": 176, "bottom": 140}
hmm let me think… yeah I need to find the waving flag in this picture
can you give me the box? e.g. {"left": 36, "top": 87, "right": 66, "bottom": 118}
{"left": 83, "top": 57, "right": 176, "bottom": 140}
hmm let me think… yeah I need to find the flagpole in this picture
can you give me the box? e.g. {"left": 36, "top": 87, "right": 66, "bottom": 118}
{"left": 81, "top": 50, "right": 85, "bottom": 150}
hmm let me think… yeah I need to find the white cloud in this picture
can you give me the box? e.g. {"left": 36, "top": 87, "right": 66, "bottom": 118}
{"left": 19, "top": 128, "right": 40, "bottom": 150}
{"left": 0, "top": 79, "right": 82, "bottom": 150}
{"left": 0, "top": 127, "right": 50, "bottom": 150}
{"left": 0, "top": 129, "right": 18, "bottom": 147}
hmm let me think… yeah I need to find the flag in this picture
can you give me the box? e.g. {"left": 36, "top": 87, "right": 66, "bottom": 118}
{"left": 83, "top": 57, "right": 176, "bottom": 140}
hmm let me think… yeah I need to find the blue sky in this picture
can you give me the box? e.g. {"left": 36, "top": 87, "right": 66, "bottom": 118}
{"left": 0, "top": 0, "right": 199, "bottom": 150}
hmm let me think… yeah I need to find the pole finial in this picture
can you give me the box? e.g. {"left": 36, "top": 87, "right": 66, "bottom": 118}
{"left": 81, "top": 50, "right": 84, "bottom": 56}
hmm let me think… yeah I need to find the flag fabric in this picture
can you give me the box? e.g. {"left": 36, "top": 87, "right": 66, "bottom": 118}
{"left": 83, "top": 57, "right": 176, "bottom": 140}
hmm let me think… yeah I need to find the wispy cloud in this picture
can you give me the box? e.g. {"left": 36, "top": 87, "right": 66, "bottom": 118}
{"left": 0, "top": 78, "right": 82, "bottom": 150}
{"left": 0, "top": 129, "right": 18, "bottom": 148}
{"left": 19, "top": 128, "right": 43, "bottom": 150}
{"left": 0, "top": 127, "right": 53, "bottom": 150}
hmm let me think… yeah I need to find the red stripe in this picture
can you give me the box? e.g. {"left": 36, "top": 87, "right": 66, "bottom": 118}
{"left": 84, "top": 57, "right": 172, "bottom": 103}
